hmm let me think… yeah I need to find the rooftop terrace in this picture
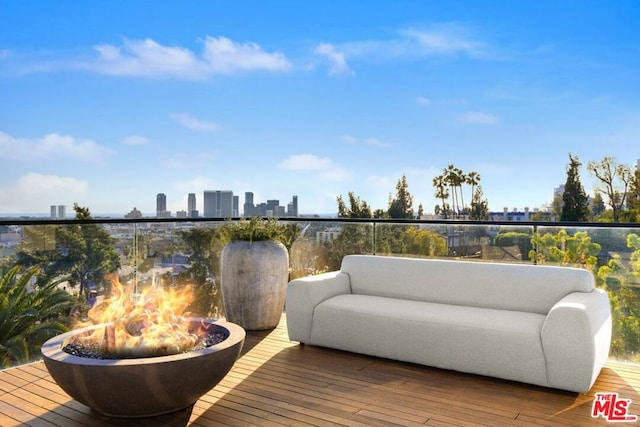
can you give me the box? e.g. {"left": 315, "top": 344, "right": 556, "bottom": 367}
{"left": 1, "top": 217, "right": 640, "bottom": 425}
{"left": 1, "top": 314, "right": 639, "bottom": 427}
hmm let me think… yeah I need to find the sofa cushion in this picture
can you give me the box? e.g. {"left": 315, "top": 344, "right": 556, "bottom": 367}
{"left": 340, "top": 255, "right": 595, "bottom": 315}
{"left": 310, "top": 294, "right": 549, "bottom": 387}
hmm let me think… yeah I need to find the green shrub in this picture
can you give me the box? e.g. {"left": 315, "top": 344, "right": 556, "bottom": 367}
{"left": 219, "top": 217, "right": 299, "bottom": 250}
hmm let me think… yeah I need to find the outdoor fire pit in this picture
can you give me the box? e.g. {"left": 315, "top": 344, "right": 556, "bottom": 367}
{"left": 41, "top": 318, "right": 245, "bottom": 418}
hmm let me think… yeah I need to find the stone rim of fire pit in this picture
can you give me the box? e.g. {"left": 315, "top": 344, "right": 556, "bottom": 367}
{"left": 41, "top": 318, "right": 245, "bottom": 418}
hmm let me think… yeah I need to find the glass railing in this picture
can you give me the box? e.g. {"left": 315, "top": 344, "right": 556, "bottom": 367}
{"left": 1, "top": 217, "right": 639, "bottom": 368}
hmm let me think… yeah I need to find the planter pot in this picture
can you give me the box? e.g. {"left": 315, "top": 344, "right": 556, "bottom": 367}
{"left": 220, "top": 240, "right": 289, "bottom": 330}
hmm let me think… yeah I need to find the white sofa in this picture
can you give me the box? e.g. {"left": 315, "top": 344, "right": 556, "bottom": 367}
{"left": 285, "top": 255, "right": 612, "bottom": 393}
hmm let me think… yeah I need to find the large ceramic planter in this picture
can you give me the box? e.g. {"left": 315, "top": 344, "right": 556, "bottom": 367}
{"left": 41, "top": 319, "right": 245, "bottom": 418}
{"left": 220, "top": 240, "right": 289, "bottom": 330}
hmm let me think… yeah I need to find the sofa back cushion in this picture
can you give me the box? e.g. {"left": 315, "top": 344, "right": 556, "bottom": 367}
{"left": 340, "top": 255, "right": 595, "bottom": 315}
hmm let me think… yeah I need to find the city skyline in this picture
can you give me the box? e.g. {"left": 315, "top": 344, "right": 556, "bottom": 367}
{"left": 1, "top": 2, "right": 639, "bottom": 216}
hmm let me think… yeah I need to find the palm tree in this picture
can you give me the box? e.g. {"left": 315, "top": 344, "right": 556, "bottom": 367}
{"left": 466, "top": 171, "right": 481, "bottom": 214}
{"left": 432, "top": 174, "right": 450, "bottom": 218}
{"left": 466, "top": 171, "right": 481, "bottom": 198}
{"left": 454, "top": 167, "right": 466, "bottom": 215}
{"left": 443, "top": 165, "right": 459, "bottom": 217}
{"left": 0, "top": 265, "right": 75, "bottom": 368}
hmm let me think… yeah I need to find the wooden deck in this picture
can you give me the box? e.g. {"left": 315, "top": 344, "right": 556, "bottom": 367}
{"left": 1, "top": 315, "right": 639, "bottom": 427}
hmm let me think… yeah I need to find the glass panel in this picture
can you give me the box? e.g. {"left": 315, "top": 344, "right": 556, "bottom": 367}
{"left": 1, "top": 218, "right": 639, "bottom": 368}
{"left": 536, "top": 225, "right": 640, "bottom": 363}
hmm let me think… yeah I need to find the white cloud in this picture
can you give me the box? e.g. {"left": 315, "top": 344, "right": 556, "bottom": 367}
{"left": 0, "top": 173, "right": 89, "bottom": 212}
{"left": 18, "top": 173, "right": 88, "bottom": 194}
{"left": 83, "top": 36, "right": 291, "bottom": 80}
{"left": 400, "top": 24, "right": 485, "bottom": 57}
{"left": 335, "top": 23, "right": 486, "bottom": 61}
{"left": 341, "top": 134, "right": 392, "bottom": 148}
{"left": 121, "top": 135, "right": 149, "bottom": 145}
{"left": 314, "top": 43, "right": 354, "bottom": 77}
{"left": 0, "top": 131, "right": 115, "bottom": 163}
{"left": 91, "top": 39, "right": 206, "bottom": 79}
{"left": 170, "top": 112, "right": 223, "bottom": 131}
{"left": 278, "top": 153, "right": 349, "bottom": 181}
{"left": 458, "top": 111, "right": 500, "bottom": 125}
{"left": 202, "top": 36, "right": 291, "bottom": 74}
{"left": 416, "top": 96, "right": 432, "bottom": 106}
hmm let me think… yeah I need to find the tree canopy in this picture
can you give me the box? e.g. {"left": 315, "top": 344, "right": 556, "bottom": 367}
{"left": 387, "top": 174, "right": 415, "bottom": 219}
{"left": 560, "top": 153, "right": 589, "bottom": 222}
{"left": 16, "top": 204, "right": 120, "bottom": 297}
{"left": 587, "top": 157, "right": 633, "bottom": 222}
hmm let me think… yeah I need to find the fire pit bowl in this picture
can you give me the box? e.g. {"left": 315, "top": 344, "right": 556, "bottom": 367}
{"left": 41, "top": 318, "right": 245, "bottom": 418}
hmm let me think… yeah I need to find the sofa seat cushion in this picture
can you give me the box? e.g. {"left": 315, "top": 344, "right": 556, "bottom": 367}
{"left": 310, "top": 294, "right": 549, "bottom": 388}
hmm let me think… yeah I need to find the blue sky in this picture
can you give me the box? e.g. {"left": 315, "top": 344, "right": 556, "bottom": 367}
{"left": 1, "top": 1, "right": 639, "bottom": 216}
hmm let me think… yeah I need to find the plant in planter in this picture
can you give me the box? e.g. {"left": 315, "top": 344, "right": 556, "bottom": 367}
{"left": 218, "top": 217, "right": 299, "bottom": 330}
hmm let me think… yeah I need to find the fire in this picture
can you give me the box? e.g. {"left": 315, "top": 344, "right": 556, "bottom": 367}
{"left": 70, "top": 276, "right": 205, "bottom": 358}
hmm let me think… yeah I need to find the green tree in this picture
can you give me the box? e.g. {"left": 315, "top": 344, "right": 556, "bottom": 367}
{"left": 591, "top": 192, "right": 606, "bottom": 219}
{"left": 59, "top": 204, "right": 121, "bottom": 296}
{"left": 596, "top": 234, "right": 640, "bottom": 359}
{"left": 530, "top": 229, "right": 600, "bottom": 270}
{"left": 433, "top": 174, "right": 451, "bottom": 218}
{"left": 180, "top": 227, "right": 219, "bottom": 284}
{"left": 177, "top": 226, "right": 224, "bottom": 318}
{"left": 0, "top": 265, "right": 75, "bottom": 368}
{"left": 387, "top": 174, "right": 414, "bottom": 219}
{"left": 434, "top": 166, "right": 482, "bottom": 218}
{"left": 560, "top": 153, "right": 589, "bottom": 222}
{"left": 551, "top": 191, "right": 563, "bottom": 220}
{"left": 16, "top": 204, "right": 120, "bottom": 297}
{"left": 466, "top": 171, "right": 481, "bottom": 200}
{"left": 443, "top": 164, "right": 465, "bottom": 216}
{"left": 403, "top": 228, "right": 447, "bottom": 257}
{"left": 337, "top": 192, "right": 372, "bottom": 218}
{"left": 621, "top": 168, "right": 640, "bottom": 222}
{"left": 470, "top": 185, "right": 489, "bottom": 220}
{"left": 328, "top": 223, "right": 373, "bottom": 269}
{"left": 587, "top": 157, "right": 633, "bottom": 222}
{"left": 330, "top": 193, "right": 374, "bottom": 269}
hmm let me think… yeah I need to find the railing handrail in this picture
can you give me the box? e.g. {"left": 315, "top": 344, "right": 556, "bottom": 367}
{"left": 1, "top": 215, "right": 638, "bottom": 229}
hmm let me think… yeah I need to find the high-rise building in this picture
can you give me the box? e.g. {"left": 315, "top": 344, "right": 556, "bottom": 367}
{"left": 156, "top": 193, "right": 170, "bottom": 217}
{"left": 202, "top": 190, "right": 236, "bottom": 217}
{"left": 287, "top": 195, "right": 298, "bottom": 217}
{"left": 188, "top": 193, "right": 197, "bottom": 218}
{"left": 244, "top": 192, "right": 254, "bottom": 217}
{"left": 203, "top": 190, "right": 217, "bottom": 217}
{"left": 219, "top": 191, "right": 234, "bottom": 218}
{"left": 233, "top": 195, "right": 239, "bottom": 217}
{"left": 50, "top": 205, "right": 66, "bottom": 219}
{"left": 125, "top": 207, "right": 143, "bottom": 218}
{"left": 242, "top": 193, "right": 299, "bottom": 217}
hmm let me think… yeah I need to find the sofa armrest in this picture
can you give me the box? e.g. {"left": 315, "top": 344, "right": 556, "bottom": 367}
{"left": 285, "top": 271, "right": 351, "bottom": 343}
{"left": 541, "top": 288, "right": 611, "bottom": 392}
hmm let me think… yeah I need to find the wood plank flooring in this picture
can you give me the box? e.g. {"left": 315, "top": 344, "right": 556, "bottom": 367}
{"left": 0, "top": 315, "right": 639, "bottom": 426}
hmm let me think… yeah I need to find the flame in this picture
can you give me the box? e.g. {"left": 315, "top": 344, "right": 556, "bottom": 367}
{"left": 71, "top": 276, "right": 204, "bottom": 358}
